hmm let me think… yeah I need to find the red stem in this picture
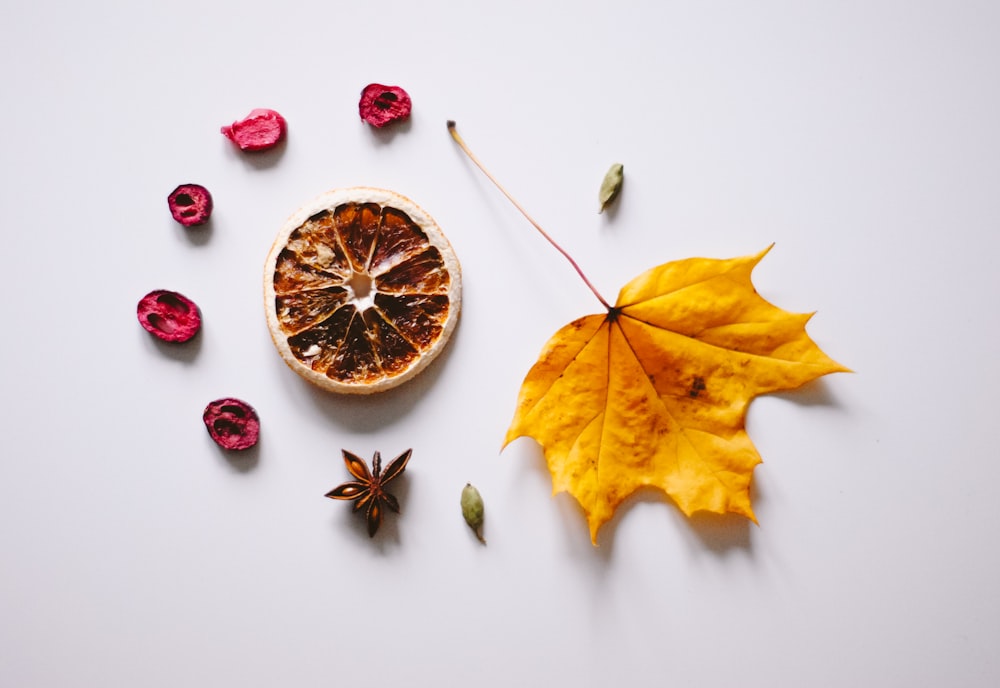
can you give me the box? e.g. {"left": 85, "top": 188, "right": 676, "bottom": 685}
{"left": 447, "top": 121, "right": 612, "bottom": 311}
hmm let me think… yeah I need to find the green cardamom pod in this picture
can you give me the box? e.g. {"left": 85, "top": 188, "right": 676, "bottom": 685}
{"left": 598, "top": 162, "right": 624, "bottom": 213}
{"left": 461, "top": 483, "right": 486, "bottom": 544}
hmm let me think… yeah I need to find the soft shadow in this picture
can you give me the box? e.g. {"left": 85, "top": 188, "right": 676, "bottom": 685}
{"left": 224, "top": 136, "right": 288, "bottom": 170}
{"left": 327, "top": 473, "right": 411, "bottom": 552}
{"left": 179, "top": 218, "right": 214, "bottom": 247}
{"left": 687, "top": 477, "right": 765, "bottom": 555}
{"left": 303, "top": 380, "right": 423, "bottom": 432}
{"left": 366, "top": 117, "right": 412, "bottom": 145}
{"left": 512, "top": 443, "right": 615, "bottom": 562}
{"left": 146, "top": 326, "right": 202, "bottom": 363}
{"left": 598, "top": 176, "right": 625, "bottom": 224}
{"left": 686, "top": 511, "right": 754, "bottom": 554}
{"left": 447, "top": 127, "right": 511, "bottom": 210}
{"left": 556, "top": 493, "right": 614, "bottom": 563}
{"left": 589, "top": 490, "right": 758, "bottom": 558}
{"left": 586, "top": 499, "right": 630, "bottom": 562}
{"left": 215, "top": 439, "right": 260, "bottom": 473}
{"left": 588, "top": 487, "right": 669, "bottom": 558}
{"left": 513, "top": 440, "right": 761, "bottom": 558}
{"left": 770, "top": 376, "right": 849, "bottom": 408}
{"left": 299, "top": 316, "right": 461, "bottom": 432}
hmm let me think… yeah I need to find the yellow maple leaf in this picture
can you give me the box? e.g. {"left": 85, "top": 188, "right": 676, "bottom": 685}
{"left": 447, "top": 121, "right": 848, "bottom": 545}
{"left": 503, "top": 247, "right": 848, "bottom": 543}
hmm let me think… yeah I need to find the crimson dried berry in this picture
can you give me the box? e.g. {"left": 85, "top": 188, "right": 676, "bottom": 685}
{"left": 203, "top": 398, "right": 260, "bottom": 451}
{"left": 359, "top": 84, "right": 411, "bottom": 128}
{"left": 167, "top": 183, "right": 213, "bottom": 226}
{"left": 137, "top": 290, "right": 201, "bottom": 343}
{"left": 221, "top": 108, "right": 287, "bottom": 151}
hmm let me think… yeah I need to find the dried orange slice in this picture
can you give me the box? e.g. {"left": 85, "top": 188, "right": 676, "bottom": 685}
{"left": 264, "top": 187, "right": 461, "bottom": 394}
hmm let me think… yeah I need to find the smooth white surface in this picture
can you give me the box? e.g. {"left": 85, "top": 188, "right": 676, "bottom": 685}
{"left": 2, "top": 1, "right": 998, "bottom": 686}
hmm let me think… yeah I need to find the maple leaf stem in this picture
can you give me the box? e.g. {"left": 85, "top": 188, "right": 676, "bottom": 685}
{"left": 447, "top": 121, "right": 613, "bottom": 311}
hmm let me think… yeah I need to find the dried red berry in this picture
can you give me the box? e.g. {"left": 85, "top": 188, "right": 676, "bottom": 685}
{"left": 359, "top": 84, "right": 412, "bottom": 128}
{"left": 220, "top": 108, "right": 287, "bottom": 151}
{"left": 203, "top": 398, "right": 260, "bottom": 451}
{"left": 167, "top": 184, "right": 213, "bottom": 227}
{"left": 137, "top": 290, "right": 201, "bottom": 343}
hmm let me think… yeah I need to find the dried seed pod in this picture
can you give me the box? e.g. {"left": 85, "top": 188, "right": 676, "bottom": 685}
{"left": 202, "top": 398, "right": 260, "bottom": 451}
{"left": 221, "top": 108, "right": 287, "bottom": 151}
{"left": 461, "top": 483, "right": 486, "bottom": 544}
{"left": 167, "top": 183, "right": 213, "bottom": 227}
{"left": 359, "top": 83, "right": 412, "bottom": 128}
{"left": 137, "top": 289, "right": 201, "bottom": 343}
{"left": 598, "top": 163, "right": 624, "bottom": 213}
{"left": 326, "top": 449, "right": 411, "bottom": 537}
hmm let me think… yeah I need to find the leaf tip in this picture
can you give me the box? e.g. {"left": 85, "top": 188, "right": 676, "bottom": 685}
{"left": 752, "top": 243, "right": 775, "bottom": 266}
{"left": 501, "top": 428, "right": 522, "bottom": 452}
{"left": 586, "top": 516, "right": 603, "bottom": 546}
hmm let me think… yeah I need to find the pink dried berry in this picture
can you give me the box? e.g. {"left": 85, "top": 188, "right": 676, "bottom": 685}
{"left": 221, "top": 108, "right": 287, "bottom": 151}
{"left": 203, "top": 398, "right": 260, "bottom": 451}
{"left": 359, "top": 84, "right": 412, "bottom": 128}
{"left": 137, "top": 290, "right": 201, "bottom": 343}
{"left": 167, "top": 184, "right": 213, "bottom": 227}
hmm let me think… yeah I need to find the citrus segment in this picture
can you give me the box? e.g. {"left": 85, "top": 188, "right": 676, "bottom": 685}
{"left": 275, "top": 286, "right": 349, "bottom": 333}
{"left": 264, "top": 188, "right": 461, "bottom": 394}
{"left": 376, "top": 247, "right": 451, "bottom": 293}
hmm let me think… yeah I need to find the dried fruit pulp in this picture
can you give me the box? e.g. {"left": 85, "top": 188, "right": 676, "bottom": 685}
{"left": 203, "top": 398, "right": 260, "bottom": 451}
{"left": 221, "top": 108, "right": 286, "bottom": 151}
{"left": 264, "top": 188, "right": 461, "bottom": 394}
{"left": 137, "top": 289, "right": 201, "bottom": 342}
{"left": 359, "top": 84, "right": 411, "bottom": 128}
{"left": 167, "top": 184, "right": 213, "bottom": 226}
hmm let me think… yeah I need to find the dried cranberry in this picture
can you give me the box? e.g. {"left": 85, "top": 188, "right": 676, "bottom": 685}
{"left": 221, "top": 108, "right": 287, "bottom": 151}
{"left": 359, "top": 84, "right": 412, "bottom": 128}
{"left": 137, "top": 290, "right": 201, "bottom": 343}
{"left": 167, "top": 184, "right": 213, "bottom": 227}
{"left": 203, "top": 398, "right": 260, "bottom": 451}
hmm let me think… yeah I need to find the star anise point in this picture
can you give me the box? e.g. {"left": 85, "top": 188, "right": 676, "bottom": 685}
{"left": 326, "top": 449, "right": 411, "bottom": 537}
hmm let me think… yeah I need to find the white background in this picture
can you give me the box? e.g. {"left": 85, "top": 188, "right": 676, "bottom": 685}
{"left": 2, "top": 1, "right": 998, "bottom": 686}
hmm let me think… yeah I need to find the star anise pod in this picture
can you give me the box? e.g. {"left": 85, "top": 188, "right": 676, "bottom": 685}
{"left": 325, "top": 449, "right": 412, "bottom": 537}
